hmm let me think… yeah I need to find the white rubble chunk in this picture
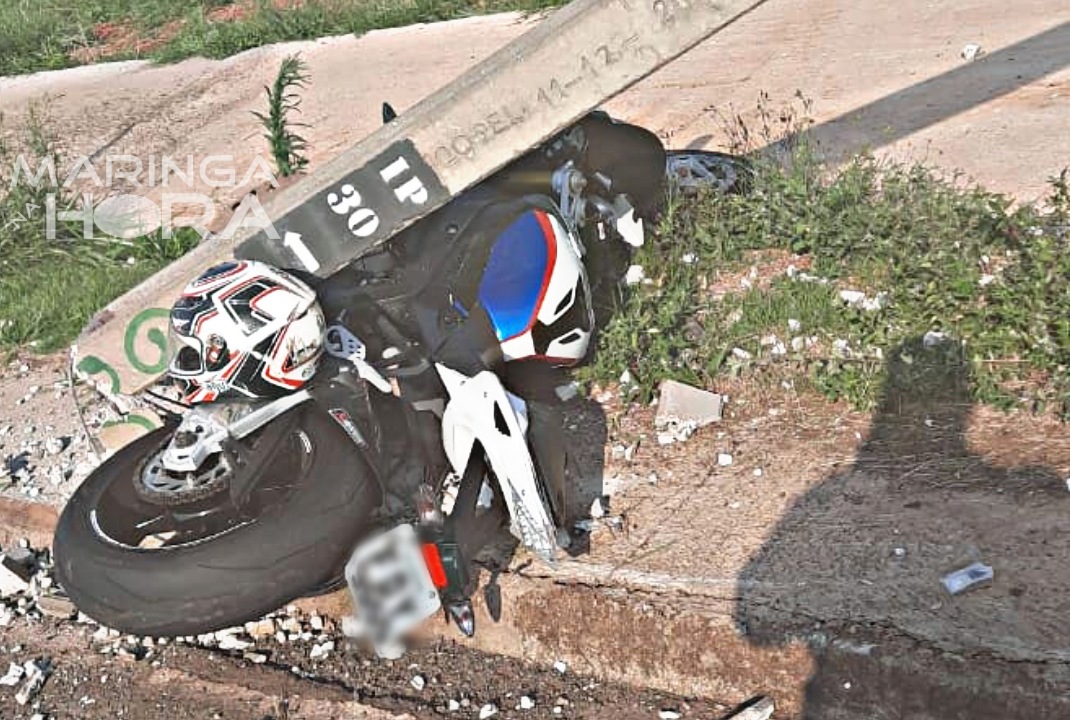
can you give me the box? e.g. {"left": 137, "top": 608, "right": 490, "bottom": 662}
{"left": 16, "top": 659, "right": 51, "bottom": 705}
{"left": 0, "top": 661, "right": 25, "bottom": 686}
{"left": 624, "top": 265, "right": 646, "bottom": 285}
{"left": 553, "top": 660, "right": 567, "bottom": 674}
{"left": 658, "top": 711, "right": 681, "bottom": 720}
{"left": 309, "top": 640, "right": 335, "bottom": 660}
{"left": 519, "top": 695, "right": 535, "bottom": 710}
{"left": 309, "top": 614, "right": 325, "bottom": 631}
{"left": 448, "top": 699, "right": 461, "bottom": 712}
{"left": 961, "top": 42, "right": 983, "bottom": 60}
{"left": 410, "top": 674, "right": 426, "bottom": 691}
{"left": 0, "top": 563, "right": 30, "bottom": 597}
{"left": 839, "top": 289, "right": 866, "bottom": 305}
{"left": 589, "top": 497, "right": 606, "bottom": 519}
{"left": 654, "top": 380, "right": 724, "bottom": 444}
{"left": 717, "top": 453, "right": 734, "bottom": 467}
{"left": 479, "top": 703, "right": 498, "bottom": 719}
{"left": 244, "top": 618, "right": 277, "bottom": 639}
{"left": 787, "top": 318, "right": 802, "bottom": 333}
{"left": 243, "top": 652, "right": 268, "bottom": 664}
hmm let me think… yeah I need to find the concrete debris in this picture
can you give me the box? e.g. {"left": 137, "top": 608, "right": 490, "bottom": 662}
{"left": 0, "top": 661, "right": 25, "bottom": 686}
{"left": 790, "top": 336, "right": 806, "bottom": 352}
{"left": 448, "top": 699, "right": 461, "bottom": 712}
{"left": 753, "top": 468, "right": 763, "bottom": 477}
{"left": 654, "top": 380, "right": 724, "bottom": 443}
{"left": 216, "top": 634, "right": 253, "bottom": 652}
{"left": 658, "top": 711, "right": 681, "bottom": 720}
{"left": 717, "top": 453, "right": 734, "bottom": 467}
{"left": 624, "top": 265, "right": 646, "bottom": 285}
{"left": 0, "top": 562, "right": 31, "bottom": 597}
{"left": 309, "top": 614, "right": 325, "bottom": 631}
{"left": 839, "top": 289, "right": 866, "bottom": 305}
{"left": 942, "top": 562, "right": 994, "bottom": 595}
{"left": 16, "top": 658, "right": 52, "bottom": 705}
{"left": 410, "top": 674, "right": 426, "bottom": 691}
{"left": 243, "top": 651, "right": 268, "bottom": 664}
{"left": 731, "top": 347, "right": 752, "bottom": 361}
{"left": 36, "top": 593, "right": 76, "bottom": 619}
{"left": 244, "top": 618, "right": 277, "bottom": 639}
{"left": 552, "top": 660, "right": 568, "bottom": 674}
{"left": 787, "top": 318, "right": 802, "bottom": 333}
{"left": 619, "top": 369, "right": 634, "bottom": 386}
{"left": 479, "top": 703, "right": 499, "bottom": 719}
{"left": 723, "top": 696, "right": 775, "bottom": 720}
{"left": 309, "top": 640, "right": 335, "bottom": 660}
{"left": 519, "top": 695, "right": 535, "bottom": 710}
{"left": 961, "top": 42, "right": 983, "bottom": 61}
{"left": 681, "top": 252, "right": 697, "bottom": 264}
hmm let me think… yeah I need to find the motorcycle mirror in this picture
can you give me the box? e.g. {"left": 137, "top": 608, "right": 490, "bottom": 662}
{"left": 382, "top": 102, "right": 397, "bottom": 124}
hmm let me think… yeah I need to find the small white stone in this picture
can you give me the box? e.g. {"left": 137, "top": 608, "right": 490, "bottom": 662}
{"left": 309, "top": 614, "right": 324, "bottom": 631}
{"left": 893, "top": 547, "right": 907, "bottom": 558}
{"left": 961, "top": 43, "right": 983, "bottom": 61}
{"left": 519, "top": 695, "right": 535, "bottom": 710}
{"left": 717, "top": 453, "right": 733, "bottom": 467}
{"left": 624, "top": 265, "right": 646, "bottom": 286}
{"left": 620, "top": 369, "right": 634, "bottom": 386}
{"left": 479, "top": 703, "right": 498, "bottom": 719}
{"left": 753, "top": 468, "right": 763, "bottom": 477}
{"left": 731, "top": 347, "right": 752, "bottom": 361}
{"left": 839, "top": 289, "right": 866, "bottom": 305}
{"left": 681, "top": 252, "right": 697, "bottom": 264}
{"left": 791, "top": 336, "right": 806, "bottom": 353}
{"left": 243, "top": 652, "right": 268, "bottom": 664}
{"left": 447, "top": 699, "right": 461, "bottom": 712}
{"left": 658, "top": 711, "right": 682, "bottom": 720}
{"left": 788, "top": 318, "right": 802, "bottom": 333}
{"left": 553, "top": 660, "right": 567, "bottom": 674}
{"left": 410, "top": 674, "right": 426, "bottom": 691}
{"left": 844, "top": 681, "right": 852, "bottom": 690}
{"left": 553, "top": 707, "right": 563, "bottom": 715}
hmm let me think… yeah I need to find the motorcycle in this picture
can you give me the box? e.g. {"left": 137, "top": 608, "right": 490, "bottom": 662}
{"left": 53, "top": 110, "right": 747, "bottom": 651}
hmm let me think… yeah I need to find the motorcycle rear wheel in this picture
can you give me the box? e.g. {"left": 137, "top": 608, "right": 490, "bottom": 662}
{"left": 54, "top": 404, "right": 382, "bottom": 637}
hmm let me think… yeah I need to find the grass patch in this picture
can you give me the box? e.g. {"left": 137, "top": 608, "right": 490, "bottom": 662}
{"left": 0, "top": 110, "right": 198, "bottom": 353}
{"left": 0, "top": 0, "right": 567, "bottom": 77}
{"left": 585, "top": 131, "right": 1070, "bottom": 417}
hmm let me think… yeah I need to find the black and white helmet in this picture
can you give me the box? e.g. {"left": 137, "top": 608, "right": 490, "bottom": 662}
{"left": 168, "top": 260, "right": 325, "bottom": 403}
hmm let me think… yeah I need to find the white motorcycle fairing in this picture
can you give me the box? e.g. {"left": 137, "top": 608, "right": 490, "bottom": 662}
{"left": 435, "top": 364, "right": 559, "bottom": 563}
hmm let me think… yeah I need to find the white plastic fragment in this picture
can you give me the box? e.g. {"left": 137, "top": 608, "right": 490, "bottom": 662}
{"left": 942, "top": 562, "right": 994, "bottom": 595}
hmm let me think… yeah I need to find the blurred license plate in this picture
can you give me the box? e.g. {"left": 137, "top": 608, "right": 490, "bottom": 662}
{"left": 344, "top": 524, "right": 441, "bottom": 654}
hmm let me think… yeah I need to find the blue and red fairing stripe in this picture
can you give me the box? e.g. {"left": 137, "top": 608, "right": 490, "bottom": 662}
{"left": 477, "top": 210, "right": 558, "bottom": 342}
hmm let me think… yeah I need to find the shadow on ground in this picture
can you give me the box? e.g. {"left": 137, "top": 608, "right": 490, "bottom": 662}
{"left": 735, "top": 336, "right": 1070, "bottom": 719}
{"left": 809, "top": 21, "right": 1070, "bottom": 158}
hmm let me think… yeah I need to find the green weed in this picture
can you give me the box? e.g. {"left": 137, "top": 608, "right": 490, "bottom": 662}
{"left": 253, "top": 54, "right": 310, "bottom": 178}
{"left": 585, "top": 116, "right": 1070, "bottom": 417}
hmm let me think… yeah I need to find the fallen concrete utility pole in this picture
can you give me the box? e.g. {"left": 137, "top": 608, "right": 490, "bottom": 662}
{"left": 74, "top": 0, "right": 771, "bottom": 397}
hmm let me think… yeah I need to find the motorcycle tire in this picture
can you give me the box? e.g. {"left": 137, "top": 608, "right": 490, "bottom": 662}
{"left": 53, "top": 404, "right": 382, "bottom": 637}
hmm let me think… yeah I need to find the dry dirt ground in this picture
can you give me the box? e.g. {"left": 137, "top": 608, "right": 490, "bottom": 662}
{"left": 2, "top": 2, "right": 1070, "bottom": 719}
